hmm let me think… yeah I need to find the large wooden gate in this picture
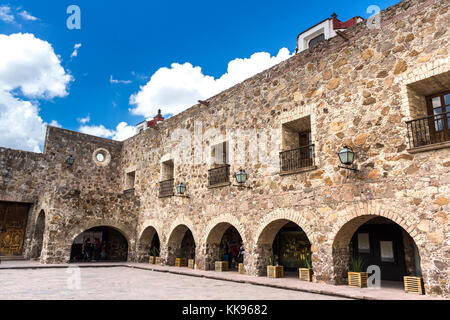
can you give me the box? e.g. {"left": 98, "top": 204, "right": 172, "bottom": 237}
{"left": 0, "top": 202, "right": 30, "bottom": 256}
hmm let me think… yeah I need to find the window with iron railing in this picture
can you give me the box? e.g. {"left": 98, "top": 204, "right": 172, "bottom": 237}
{"left": 280, "top": 144, "right": 315, "bottom": 174}
{"left": 406, "top": 91, "right": 450, "bottom": 149}
{"left": 208, "top": 165, "right": 230, "bottom": 187}
{"left": 159, "top": 179, "right": 174, "bottom": 198}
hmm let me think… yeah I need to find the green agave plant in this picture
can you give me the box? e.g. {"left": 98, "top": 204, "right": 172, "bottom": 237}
{"left": 151, "top": 246, "right": 159, "bottom": 257}
{"left": 268, "top": 254, "right": 277, "bottom": 266}
{"left": 300, "top": 253, "right": 312, "bottom": 269}
{"left": 350, "top": 255, "right": 365, "bottom": 272}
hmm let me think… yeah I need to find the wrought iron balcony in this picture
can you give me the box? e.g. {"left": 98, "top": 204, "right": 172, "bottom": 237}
{"left": 406, "top": 112, "right": 450, "bottom": 149}
{"left": 159, "top": 179, "right": 174, "bottom": 198}
{"left": 208, "top": 165, "right": 230, "bottom": 187}
{"left": 280, "top": 144, "right": 315, "bottom": 174}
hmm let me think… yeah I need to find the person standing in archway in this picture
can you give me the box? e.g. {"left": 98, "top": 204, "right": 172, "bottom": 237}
{"left": 230, "top": 242, "right": 239, "bottom": 269}
{"left": 82, "top": 238, "right": 92, "bottom": 262}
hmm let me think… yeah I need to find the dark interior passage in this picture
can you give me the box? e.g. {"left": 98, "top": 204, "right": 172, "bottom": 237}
{"left": 70, "top": 226, "right": 128, "bottom": 262}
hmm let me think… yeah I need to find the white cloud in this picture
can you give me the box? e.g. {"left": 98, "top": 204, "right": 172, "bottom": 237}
{"left": 112, "top": 122, "right": 136, "bottom": 141}
{"left": 77, "top": 114, "right": 90, "bottom": 124}
{"left": 0, "top": 33, "right": 72, "bottom": 152}
{"left": 110, "top": 75, "right": 132, "bottom": 85}
{"left": 78, "top": 122, "right": 136, "bottom": 141}
{"left": 79, "top": 124, "right": 114, "bottom": 138}
{"left": 129, "top": 47, "right": 292, "bottom": 118}
{"left": 18, "top": 10, "right": 38, "bottom": 21}
{"left": 49, "top": 120, "right": 62, "bottom": 128}
{"left": 0, "top": 5, "right": 14, "bottom": 23}
{"left": 71, "top": 43, "right": 82, "bottom": 59}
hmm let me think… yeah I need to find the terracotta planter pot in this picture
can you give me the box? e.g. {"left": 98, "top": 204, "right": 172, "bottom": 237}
{"left": 348, "top": 272, "right": 368, "bottom": 288}
{"left": 267, "top": 265, "right": 284, "bottom": 278}
{"left": 404, "top": 276, "right": 424, "bottom": 295}
{"left": 149, "top": 256, "right": 156, "bottom": 264}
{"left": 215, "top": 261, "right": 229, "bottom": 272}
{"left": 188, "top": 259, "right": 195, "bottom": 269}
{"left": 238, "top": 263, "right": 245, "bottom": 274}
{"left": 299, "top": 268, "right": 313, "bottom": 282}
{"left": 175, "top": 258, "right": 187, "bottom": 267}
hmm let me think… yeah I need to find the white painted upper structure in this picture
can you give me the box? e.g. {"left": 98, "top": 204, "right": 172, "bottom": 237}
{"left": 296, "top": 13, "right": 364, "bottom": 53}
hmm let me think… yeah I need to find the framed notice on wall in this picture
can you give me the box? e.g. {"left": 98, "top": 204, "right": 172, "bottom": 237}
{"left": 380, "top": 241, "right": 395, "bottom": 262}
{"left": 357, "top": 233, "right": 370, "bottom": 253}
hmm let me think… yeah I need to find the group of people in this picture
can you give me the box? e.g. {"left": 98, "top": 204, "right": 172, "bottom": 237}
{"left": 81, "top": 238, "right": 107, "bottom": 261}
{"left": 221, "top": 241, "right": 245, "bottom": 269}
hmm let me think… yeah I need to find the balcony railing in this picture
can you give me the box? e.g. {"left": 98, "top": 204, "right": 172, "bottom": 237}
{"left": 280, "top": 144, "right": 315, "bottom": 174}
{"left": 159, "top": 179, "right": 174, "bottom": 198}
{"left": 208, "top": 165, "right": 230, "bottom": 187}
{"left": 406, "top": 112, "right": 450, "bottom": 149}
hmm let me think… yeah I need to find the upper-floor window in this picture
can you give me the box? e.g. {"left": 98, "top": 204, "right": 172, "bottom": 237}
{"left": 280, "top": 116, "right": 315, "bottom": 174}
{"left": 125, "top": 171, "right": 136, "bottom": 191}
{"left": 309, "top": 33, "right": 325, "bottom": 49}
{"left": 208, "top": 141, "right": 230, "bottom": 188}
{"left": 406, "top": 85, "right": 450, "bottom": 149}
{"left": 159, "top": 160, "right": 174, "bottom": 198}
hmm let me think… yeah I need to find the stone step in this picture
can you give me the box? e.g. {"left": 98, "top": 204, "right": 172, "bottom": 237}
{"left": 0, "top": 256, "right": 27, "bottom": 261}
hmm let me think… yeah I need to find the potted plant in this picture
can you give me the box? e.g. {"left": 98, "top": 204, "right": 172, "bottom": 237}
{"left": 175, "top": 249, "right": 187, "bottom": 267}
{"left": 215, "top": 248, "right": 229, "bottom": 272}
{"left": 404, "top": 276, "right": 425, "bottom": 295}
{"left": 348, "top": 256, "right": 368, "bottom": 288}
{"left": 149, "top": 247, "right": 159, "bottom": 264}
{"left": 267, "top": 254, "right": 284, "bottom": 278}
{"left": 298, "top": 253, "right": 313, "bottom": 282}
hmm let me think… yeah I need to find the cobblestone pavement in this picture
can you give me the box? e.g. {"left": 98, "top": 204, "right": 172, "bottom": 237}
{"left": 0, "top": 267, "right": 349, "bottom": 300}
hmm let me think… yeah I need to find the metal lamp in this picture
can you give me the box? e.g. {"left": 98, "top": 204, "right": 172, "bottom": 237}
{"left": 235, "top": 169, "right": 248, "bottom": 184}
{"left": 176, "top": 183, "right": 187, "bottom": 195}
{"left": 337, "top": 146, "right": 358, "bottom": 172}
{"left": 66, "top": 155, "right": 75, "bottom": 167}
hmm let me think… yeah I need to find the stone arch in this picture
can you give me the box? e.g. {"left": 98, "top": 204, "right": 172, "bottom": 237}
{"left": 252, "top": 208, "right": 314, "bottom": 276}
{"left": 31, "top": 210, "right": 45, "bottom": 260}
{"left": 166, "top": 217, "right": 197, "bottom": 266}
{"left": 202, "top": 215, "right": 247, "bottom": 271}
{"left": 203, "top": 215, "right": 247, "bottom": 245}
{"left": 253, "top": 208, "right": 314, "bottom": 244}
{"left": 67, "top": 221, "right": 133, "bottom": 263}
{"left": 167, "top": 217, "right": 198, "bottom": 245}
{"left": 136, "top": 222, "right": 162, "bottom": 263}
{"left": 331, "top": 202, "right": 423, "bottom": 285}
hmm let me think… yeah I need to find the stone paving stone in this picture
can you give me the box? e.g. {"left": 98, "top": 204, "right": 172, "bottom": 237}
{"left": 0, "top": 261, "right": 446, "bottom": 300}
{"left": 0, "top": 267, "right": 346, "bottom": 300}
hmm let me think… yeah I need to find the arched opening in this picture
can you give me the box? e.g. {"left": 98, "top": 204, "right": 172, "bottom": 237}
{"left": 205, "top": 223, "right": 244, "bottom": 271}
{"left": 31, "top": 210, "right": 45, "bottom": 260}
{"left": 255, "top": 219, "right": 312, "bottom": 277}
{"left": 70, "top": 226, "right": 128, "bottom": 262}
{"left": 333, "top": 216, "right": 422, "bottom": 287}
{"left": 137, "top": 226, "right": 160, "bottom": 262}
{"left": 167, "top": 225, "right": 196, "bottom": 266}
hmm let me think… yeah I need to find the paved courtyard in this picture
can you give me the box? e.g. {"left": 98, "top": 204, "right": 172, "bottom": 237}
{"left": 0, "top": 267, "right": 349, "bottom": 300}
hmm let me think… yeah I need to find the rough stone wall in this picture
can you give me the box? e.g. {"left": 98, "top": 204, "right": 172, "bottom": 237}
{"left": 0, "top": 126, "right": 141, "bottom": 261}
{"left": 0, "top": 0, "right": 448, "bottom": 299}
{"left": 125, "top": 0, "right": 449, "bottom": 297}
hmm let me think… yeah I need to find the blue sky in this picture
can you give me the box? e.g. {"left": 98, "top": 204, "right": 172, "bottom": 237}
{"left": 0, "top": 0, "right": 400, "bottom": 152}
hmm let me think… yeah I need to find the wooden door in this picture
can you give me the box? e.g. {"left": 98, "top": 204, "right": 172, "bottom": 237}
{"left": 0, "top": 202, "right": 30, "bottom": 256}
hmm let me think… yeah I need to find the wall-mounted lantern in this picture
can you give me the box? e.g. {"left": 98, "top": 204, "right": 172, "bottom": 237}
{"left": 66, "top": 155, "right": 75, "bottom": 167}
{"left": 233, "top": 169, "right": 252, "bottom": 189}
{"left": 337, "top": 146, "right": 359, "bottom": 172}
{"left": 176, "top": 183, "right": 190, "bottom": 198}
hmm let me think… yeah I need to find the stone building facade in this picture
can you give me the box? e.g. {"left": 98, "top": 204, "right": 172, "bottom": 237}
{"left": 0, "top": 0, "right": 449, "bottom": 297}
